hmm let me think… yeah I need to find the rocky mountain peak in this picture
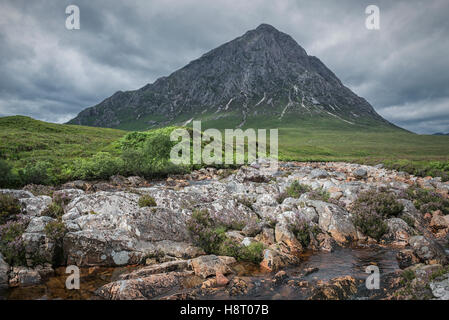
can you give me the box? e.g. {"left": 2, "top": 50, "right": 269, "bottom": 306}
{"left": 68, "top": 24, "right": 390, "bottom": 130}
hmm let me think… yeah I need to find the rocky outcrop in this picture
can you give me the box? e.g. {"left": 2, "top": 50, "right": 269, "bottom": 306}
{"left": 188, "top": 255, "right": 236, "bottom": 279}
{"left": 0, "top": 253, "right": 9, "bottom": 289}
{"left": 430, "top": 273, "right": 449, "bottom": 300}
{"left": 408, "top": 236, "right": 448, "bottom": 265}
{"left": 95, "top": 271, "right": 194, "bottom": 300}
{"left": 1, "top": 161, "right": 448, "bottom": 299}
{"left": 307, "top": 201, "right": 357, "bottom": 243}
{"left": 309, "top": 276, "right": 359, "bottom": 300}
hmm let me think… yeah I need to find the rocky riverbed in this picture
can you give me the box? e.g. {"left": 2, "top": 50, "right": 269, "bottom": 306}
{"left": 1, "top": 161, "right": 449, "bottom": 300}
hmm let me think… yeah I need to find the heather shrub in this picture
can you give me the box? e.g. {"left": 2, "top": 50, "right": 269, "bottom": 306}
{"left": 187, "top": 209, "right": 227, "bottom": 254}
{"left": 352, "top": 209, "right": 389, "bottom": 241}
{"left": 44, "top": 220, "right": 67, "bottom": 266}
{"left": 286, "top": 215, "right": 319, "bottom": 248}
{"left": 218, "top": 239, "right": 264, "bottom": 264}
{"left": 405, "top": 186, "right": 449, "bottom": 215}
{"left": 308, "top": 187, "right": 330, "bottom": 202}
{"left": 42, "top": 201, "right": 64, "bottom": 219}
{"left": 19, "top": 161, "right": 53, "bottom": 185}
{"left": 0, "top": 193, "right": 22, "bottom": 224}
{"left": 0, "top": 218, "right": 28, "bottom": 266}
{"left": 275, "top": 192, "right": 288, "bottom": 204}
{"left": 187, "top": 209, "right": 264, "bottom": 263}
{"left": 138, "top": 195, "right": 157, "bottom": 208}
{"left": 286, "top": 181, "right": 311, "bottom": 198}
{"left": 352, "top": 189, "right": 404, "bottom": 218}
{"left": 236, "top": 197, "right": 254, "bottom": 210}
{"left": 0, "top": 160, "right": 18, "bottom": 188}
{"left": 351, "top": 189, "right": 403, "bottom": 240}
{"left": 73, "top": 152, "right": 124, "bottom": 181}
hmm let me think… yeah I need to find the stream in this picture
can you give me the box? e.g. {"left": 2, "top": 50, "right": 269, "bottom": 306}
{"left": 0, "top": 246, "right": 400, "bottom": 300}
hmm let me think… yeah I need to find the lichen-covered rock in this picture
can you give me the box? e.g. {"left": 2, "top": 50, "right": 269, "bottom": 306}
{"left": 20, "top": 196, "right": 52, "bottom": 216}
{"left": 0, "top": 253, "right": 9, "bottom": 289}
{"left": 353, "top": 168, "right": 368, "bottom": 179}
{"left": 119, "top": 260, "right": 189, "bottom": 280}
{"left": 383, "top": 218, "right": 413, "bottom": 245}
{"left": 309, "top": 276, "right": 358, "bottom": 300}
{"left": 275, "top": 212, "right": 303, "bottom": 254}
{"left": 0, "top": 189, "right": 34, "bottom": 199}
{"left": 307, "top": 201, "right": 357, "bottom": 243}
{"left": 396, "top": 249, "right": 420, "bottom": 269}
{"left": 309, "top": 169, "right": 329, "bottom": 179}
{"left": 430, "top": 273, "right": 449, "bottom": 300}
{"left": 188, "top": 255, "right": 236, "bottom": 278}
{"left": 235, "top": 166, "right": 269, "bottom": 183}
{"left": 8, "top": 265, "right": 53, "bottom": 287}
{"left": 95, "top": 271, "right": 194, "bottom": 300}
{"left": 21, "top": 216, "right": 57, "bottom": 267}
{"left": 408, "top": 236, "right": 448, "bottom": 265}
{"left": 63, "top": 230, "right": 142, "bottom": 266}
{"left": 260, "top": 248, "right": 298, "bottom": 272}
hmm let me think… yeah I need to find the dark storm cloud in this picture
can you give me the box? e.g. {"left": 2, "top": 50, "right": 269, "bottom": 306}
{"left": 0, "top": 0, "right": 448, "bottom": 133}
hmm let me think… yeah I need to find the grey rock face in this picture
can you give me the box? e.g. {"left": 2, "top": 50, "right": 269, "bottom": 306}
{"left": 408, "top": 236, "right": 448, "bottom": 264}
{"left": 20, "top": 196, "right": 52, "bottom": 216}
{"left": 0, "top": 189, "right": 33, "bottom": 199}
{"left": 353, "top": 168, "right": 368, "bottom": 179}
{"left": 310, "top": 169, "right": 329, "bottom": 179}
{"left": 430, "top": 273, "right": 449, "bottom": 300}
{"left": 307, "top": 200, "right": 357, "bottom": 243}
{"left": 0, "top": 253, "right": 9, "bottom": 288}
{"left": 68, "top": 24, "right": 389, "bottom": 130}
{"left": 188, "top": 255, "right": 236, "bottom": 278}
{"left": 95, "top": 271, "right": 194, "bottom": 300}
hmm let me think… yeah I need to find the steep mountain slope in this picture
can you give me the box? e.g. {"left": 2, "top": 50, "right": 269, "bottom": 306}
{"left": 68, "top": 24, "right": 392, "bottom": 130}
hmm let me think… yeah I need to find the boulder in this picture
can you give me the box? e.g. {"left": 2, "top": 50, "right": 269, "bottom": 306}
{"left": 307, "top": 201, "right": 357, "bottom": 243}
{"left": 274, "top": 212, "right": 304, "bottom": 254}
{"left": 309, "top": 169, "right": 329, "bottom": 179}
{"left": 255, "top": 228, "right": 275, "bottom": 246}
{"left": 63, "top": 230, "right": 142, "bottom": 266}
{"left": 8, "top": 265, "right": 52, "bottom": 287}
{"left": 188, "top": 255, "right": 236, "bottom": 279}
{"left": 260, "top": 248, "right": 298, "bottom": 272}
{"left": 0, "top": 189, "right": 33, "bottom": 199}
{"left": 396, "top": 249, "right": 420, "bottom": 269}
{"left": 309, "top": 276, "right": 358, "bottom": 300}
{"left": 119, "top": 260, "right": 189, "bottom": 280}
{"left": 96, "top": 271, "right": 194, "bottom": 300}
{"left": 353, "top": 168, "right": 368, "bottom": 179}
{"left": 430, "top": 213, "right": 449, "bottom": 230}
{"left": 22, "top": 216, "right": 58, "bottom": 267}
{"left": 235, "top": 166, "right": 268, "bottom": 183}
{"left": 20, "top": 196, "right": 52, "bottom": 216}
{"left": 0, "top": 253, "right": 9, "bottom": 289}
{"left": 383, "top": 218, "right": 413, "bottom": 245}
{"left": 408, "top": 236, "right": 448, "bottom": 265}
{"left": 430, "top": 273, "right": 449, "bottom": 300}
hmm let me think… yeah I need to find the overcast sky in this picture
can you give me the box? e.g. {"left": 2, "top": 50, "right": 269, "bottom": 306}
{"left": 0, "top": 0, "right": 448, "bottom": 133}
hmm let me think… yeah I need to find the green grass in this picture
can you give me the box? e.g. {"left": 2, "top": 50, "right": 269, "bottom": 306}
{"left": 0, "top": 115, "right": 125, "bottom": 166}
{"left": 1, "top": 114, "right": 449, "bottom": 187}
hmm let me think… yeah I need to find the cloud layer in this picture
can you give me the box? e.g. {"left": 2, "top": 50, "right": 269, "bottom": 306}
{"left": 0, "top": 0, "right": 448, "bottom": 133}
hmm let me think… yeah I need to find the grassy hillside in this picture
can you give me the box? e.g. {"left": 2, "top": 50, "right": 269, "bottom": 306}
{"left": 0, "top": 116, "right": 125, "bottom": 166}
{"left": 1, "top": 115, "right": 448, "bottom": 187}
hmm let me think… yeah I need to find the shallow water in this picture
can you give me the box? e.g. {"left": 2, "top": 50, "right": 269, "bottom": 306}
{"left": 197, "top": 246, "right": 400, "bottom": 300}
{"left": 0, "top": 247, "right": 400, "bottom": 300}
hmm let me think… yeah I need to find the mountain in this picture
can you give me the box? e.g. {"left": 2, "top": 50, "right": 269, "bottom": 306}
{"left": 68, "top": 23, "right": 393, "bottom": 131}
{"left": 433, "top": 132, "right": 449, "bottom": 136}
